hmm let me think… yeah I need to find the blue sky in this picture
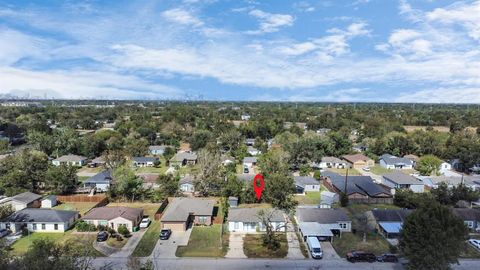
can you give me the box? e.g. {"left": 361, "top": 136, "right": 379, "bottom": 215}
{"left": 1, "top": 0, "right": 480, "bottom": 102}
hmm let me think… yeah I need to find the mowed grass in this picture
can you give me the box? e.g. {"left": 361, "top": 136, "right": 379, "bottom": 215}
{"left": 53, "top": 202, "right": 98, "bottom": 215}
{"left": 370, "top": 165, "right": 417, "bottom": 176}
{"left": 325, "top": 168, "right": 361, "bottom": 176}
{"left": 243, "top": 233, "right": 288, "bottom": 258}
{"left": 332, "top": 232, "right": 390, "bottom": 257}
{"left": 295, "top": 191, "right": 321, "bottom": 205}
{"left": 106, "top": 235, "right": 128, "bottom": 249}
{"left": 10, "top": 231, "right": 104, "bottom": 257}
{"left": 132, "top": 220, "right": 161, "bottom": 257}
{"left": 176, "top": 224, "right": 228, "bottom": 257}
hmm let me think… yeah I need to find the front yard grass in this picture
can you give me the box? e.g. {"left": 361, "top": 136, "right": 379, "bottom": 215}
{"left": 132, "top": 220, "right": 161, "bottom": 257}
{"left": 331, "top": 232, "right": 390, "bottom": 257}
{"left": 106, "top": 235, "right": 128, "bottom": 249}
{"left": 243, "top": 233, "right": 288, "bottom": 258}
{"left": 176, "top": 224, "right": 228, "bottom": 257}
{"left": 369, "top": 165, "right": 417, "bottom": 176}
{"left": 53, "top": 201, "right": 98, "bottom": 215}
{"left": 460, "top": 242, "right": 480, "bottom": 258}
{"left": 325, "top": 168, "right": 361, "bottom": 176}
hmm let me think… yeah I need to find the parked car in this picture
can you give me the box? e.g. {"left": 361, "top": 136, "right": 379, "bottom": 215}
{"left": 377, "top": 253, "right": 398, "bottom": 263}
{"left": 0, "top": 229, "right": 9, "bottom": 238}
{"left": 140, "top": 217, "right": 151, "bottom": 228}
{"left": 347, "top": 251, "right": 376, "bottom": 263}
{"left": 160, "top": 229, "right": 172, "bottom": 240}
{"left": 468, "top": 239, "right": 480, "bottom": 250}
{"left": 306, "top": 236, "right": 323, "bottom": 259}
{"left": 96, "top": 231, "right": 108, "bottom": 242}
{"left": 362, "top": 167, "right": 370, "bottom": 172}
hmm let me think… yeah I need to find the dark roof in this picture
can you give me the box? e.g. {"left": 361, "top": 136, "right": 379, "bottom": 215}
{"left": 296, "top": 208, "right": 350, "bottom": 223}
{"left": 371, "top": 209, "right": 413, "bottom": 222}
{"left": 161, "top": 198, "right": 215, "bottom": 222}
{"left": 452, "top": 208, "right": 480, "bottom": 221}
{"left": 133, "top": 157, "right": 158, "bottom": 163}
{"left": 2, "top": 208, "right": 78, "bottom": 223}
{"left": 323, "top": 171, "right": 391, "bottom": 197}
{"left": 11, "top": 192, "right": 42, "bottom": 204}
{"left": 228, "top": 208, "right": 285, "bottom": 223}
{"left": 380, "top": 154, "right": 413, "bottom": 166}
{"left": 383, "top": 171, "right": 421, "bottom": 185}
{"left": 294, "top": 176, "right": 319, "bottom": 188}
{"left": 84, "top": 169, "right": 112, "bottom": 184}
{"left": 83, "top": 207, "right": 143, "bottom": 222}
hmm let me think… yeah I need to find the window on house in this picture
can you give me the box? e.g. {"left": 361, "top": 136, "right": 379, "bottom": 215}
{"left": 466, "top": 221, "right": 474, "bottom": 228}
{"left": 198, "top": 216, "right": 207, "bottom": 224}
{"left": 339, "top": 223, "right": 347, "bottom": 229}
{"left": 54, "top": 224, "right": 58, "bottom": 230}
{"left": 41, "top": 224, "right": 46, "bottom": 230}
{"left": 234, "top": 222, "right": 239, "bottom": 229}
{"left": 32, "top": 224, "right": 37, "bottom": 230}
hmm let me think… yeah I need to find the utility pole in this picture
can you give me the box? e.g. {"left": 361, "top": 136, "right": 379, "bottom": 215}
{"left": 344, "top": 168, "right": 349, "bottom": 194}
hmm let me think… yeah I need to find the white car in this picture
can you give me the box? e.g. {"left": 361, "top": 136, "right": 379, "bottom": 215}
{"left": 362, "top": 167, "right": 370, "bottom": 172}
{"left": 468, "top": 239, "right": 480, "bottom": 250}
{"left": 139, "top": 218, "right": 151, "bottom": 229}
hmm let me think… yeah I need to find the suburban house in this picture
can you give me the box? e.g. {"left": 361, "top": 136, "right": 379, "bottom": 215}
{"left": 228, "top": 207, "right": 286, "bottom": 232}
{"left": 322, "top": 171, "right": 393, "bottom": 204}
{"left": 403, "top": 154, "right": 419, "bottom": 167}
{"left": 342, "top": 154, "right": 374, "bottom": 170}
{"left": 161, "top": 198, "right": 215, "bottom": 231}
{"left": 416, "top": 175, "right": 480, "bottom": 190}
{"left": 52, "top": 154, "right": 87, "bottom": 166}
{"left": 319, "top": 191, "right": 339, "bottom": 208}
{"left": 294, "top": 176, "right": 321, "bottom": 194}
{"left": 10, "top": 192, "right": 42, "bottom": 211}
{"left": 149, "top": 145, "right": 169, "bottom": 156}
{"left": 452, "top": 208, "right": 480, "bottom": 232}
{"left": 352, "top": 143, "right": 368, "bottom": 153}
{"left": 83, "top": 169, "right": 113, "bottom": 192}
{"left": 221, "top": 155, "right": 235, "bottom": 166}
{"left": 82, "top": 206, "right": 144, "bottom": 231}
{"left": 41, "top": 195, "right": 57, "bottom": 208}
{"left": 0, "top": 208, "right": 79, "bottom": 233}
{"left": 438, "top": 161, "right": 461, "bottom": 176}
{"left": 371, "top": 209, "right": 413, "bottom": 239}
{"left": 170, "top": 152, "right": 197, "bottom": 167}
{"left": 241, "top": 114, "right": 251, "bottom": 121}
{"left": 313, "top": 156, "right": 348, "bottom": 169}
{"left": 296, "top": 207, "right": 351, "bottom": 242}
{"left": 179, "top": 175, "right": 195, "bottom": 193}
{"left": 383, "top": 171, "right": 424, "bottom": 193}
{"left": 243, "top": 157, "right": 257, "bottom": 168}
{"left": 247, "top": 146, "right": 261, "bottom": 156}
{"left": 88, "top": 156, "right": 105, "bottom": 167}
{"left": 132, "top": 157, "right": 158, "bottom": 167}
{"left": 245, "top": 138, "right": 255, "bottom": 146}
{"left": 379, "top": 154, "right": 414, "bottom": 170}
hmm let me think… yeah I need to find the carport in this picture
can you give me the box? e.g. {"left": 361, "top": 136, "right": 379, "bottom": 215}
{"left": 299, "top": 222, "right": 342, "bottom": 242}
{"left": 378, "top": 222, "right": 403, "bottom": 238}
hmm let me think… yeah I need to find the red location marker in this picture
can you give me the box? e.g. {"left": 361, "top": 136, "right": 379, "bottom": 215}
{"left": 253, "top": 174, "right": 264, "bottom": 201}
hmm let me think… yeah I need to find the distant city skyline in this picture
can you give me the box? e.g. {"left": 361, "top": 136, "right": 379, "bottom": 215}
{"left": 1, "top": 0, "right": 480, "bottom": 103}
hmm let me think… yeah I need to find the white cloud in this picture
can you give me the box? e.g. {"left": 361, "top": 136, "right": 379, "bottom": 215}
{"left": 0, "top": 28, "right": 51, "bottom": 65}
{"left": 395, "top": 87, "right": 480, "bottom": 103}
{"left": 246, "top": 9, "right": 294, "bottom": 34}
{"left": 161, "top": 8, "right": 204, "bottom": 27}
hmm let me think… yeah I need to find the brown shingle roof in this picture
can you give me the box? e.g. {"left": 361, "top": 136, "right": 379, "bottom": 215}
{"left": 342, "top": 154, "right": 371, "bottom": 163}
{"left": 82, "top": 206, "right": 143, "bottom": 222}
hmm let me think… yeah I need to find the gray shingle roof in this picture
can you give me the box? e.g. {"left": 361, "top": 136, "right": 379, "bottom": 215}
{"left": 380, "top": 154, "right": 413, "bottom": 166}
{"left": 321, "top": 157, "right": 345, "bottom": 163}
{"left": 161, "top": 198, "right": 215, "bottom": 222}
{"left": 133, "top": 157, "right": 158, "bottom": 163}
{"left": 243, "top": 157, "right": 257, "bottom": 163}
{"left": 383, "top": 171, "right": 421, "bottom": 185}
{"left": 149, "top": 145, "right": 168, "bottom": 151}
{"left": 2, "top": 208, "right": 78, "bottom": 223}
{"left": 179, "top": 175, "right": 195, "bottom": 185}
{"left": 84, "top": 169, "right": 112, "bottom": 184}
{"left": 452, "top": 208, "right": 480, "bottom": 221}
{"left": 228, "top": 208, "right": 285, "bottom": 223}
{"left": 11, "top": 192, "right": 42, "bottom": 204}
{"left": 171, "top": 152, "right": 197, "bottom": 162}
{"left": 296, "top": 208, "right": 350, "bottom": 223}
{"left": 83, "top": 206, "right": 143, "bottom": 222}
{"left": 54, "top": 154, "right": 87, "bottom": 162}
{"left": 294, "top": 176, "right": 319, "bottom": 188}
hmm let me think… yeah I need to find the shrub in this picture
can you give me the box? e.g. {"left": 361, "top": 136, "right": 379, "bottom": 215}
{"left": 313, "top": 170, "right": 321, "bottom": 180}
{"left": 76, "top": 221, "right": 97, "bottom": 232}
{"left": 97, "top": 224, "right": 108, "bottom": 232}
{"left": 117, "top": 225, "right": 130, "bottom": 237}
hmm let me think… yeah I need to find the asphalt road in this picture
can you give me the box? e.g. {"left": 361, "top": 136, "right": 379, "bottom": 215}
{"left": 92, "top": 257, "right": 480, "bottom": 270}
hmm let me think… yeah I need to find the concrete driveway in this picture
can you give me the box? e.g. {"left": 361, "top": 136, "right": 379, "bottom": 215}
{"left": 358, "top": 169, "right": 383, "bottom": 183}
{"left": 110, "top": 229, "right": 147, "bottom": 258}
{"left": 152, "top": 227, "right": 192, "bottom": 258}
{"left": 225, "top": 233, "right": 246, "bottom": 258}
{"left": 322, "top": 241, "right": 340, "bottom": 260}
{"left": 286, "top": 232, "right": 305, "bottom": 259}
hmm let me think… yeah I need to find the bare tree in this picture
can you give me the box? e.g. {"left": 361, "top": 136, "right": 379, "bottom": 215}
{"left": 256, "top": 209, "right": 288, "bottom": 250}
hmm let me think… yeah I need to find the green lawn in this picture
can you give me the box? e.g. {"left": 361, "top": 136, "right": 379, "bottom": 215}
{"left": 460, "top": 242, "right": 480, "bottom": 258}
{"left": 332, "top": 232, "right": 390, "bottom": 258}
{"left": 132, "top": 220, "right": 161, "bottom": 257}
{"left": 176, "top": 224, "right": 228, "bottom": 257}
{"left": 296, "top": 232, "right": 309, "bottom": 258}
{"left": 106, "top": 235, "right": 128, "bottom": 249}
{"left": 10, "top": 231, "right": 104, "bottom": 257}
{"left": 53, "top": 202, "right": 98, "bottom": 215}
{"left": 237, "top": 203, "right": 272, "bottom": 209}
{"left": 78, "top": 176, "right": 90, "bottom": 182}
{"left": 243, "top": 233, "right": 288, "bottom": 258}
{"left": 295, "top": 191, "right": 321, "bottom": 205}
{"left": 325, "top": 168, "right": 361, "bottom": 176}
{"left": 369, "top": 165, "right": 417, "bottom": 176}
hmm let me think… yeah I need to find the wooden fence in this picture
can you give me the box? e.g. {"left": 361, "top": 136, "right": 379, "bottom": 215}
{"left": 57, "top": 194, "right": 108, "bottom": 203}
{"left": 154, "top": 199, "right": 169, "bottom": 221}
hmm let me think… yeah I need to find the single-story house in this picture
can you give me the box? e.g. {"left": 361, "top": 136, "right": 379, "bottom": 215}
{"left": 221, "top": 155, "right": 235, "bottom": 166}
{"left": 83, "top": 169, "right": 113, "bottom": 192}
{"left": 10, "top": 192, "right": 42, "bottom": 211}
{"left": 88, "top": 156, "right": 105, "bottom": 167}
{"left": 314, "top": 156, "right": 348, "bottom": 169}
{"left": 243, "top": 157, "right": 257, "bottom": 168}
{"left": 245, "top": 138, "right": 255, "bottom": 146}
{"left": 371, "top": 209, "right": 413, "bottom": 238}
{"left": 179, "top": 175, "right": 195, "bottom": 193}
{"left": 319, "top": 191, "right": 339, "bottom": 208}
{"left": 41, "top": 195, "right": 57, "bottom": 208}
{"left": 0, "top": 208, "right": 79, "bottom": 233}
{"left": 438, "top": 161, "right": 461, "bottom": 176}
{"left": 138, "top": 173, "right": 159, "bottom": 189}
{"left": 452, "top": 208, "right": 480, "bottom": 232}
{"left": 132, "top": 157, "right": 158, "bottom": 167}
{"left": 294, "top": 176, "right": 321, "bottom": 194}
{"left": 52, "top": 154, "right": 87, "bottom": 166}
{"left": 228, "top": 207, "right": 286, "bottom": 232}
{"left": 342, "top": 154, "right": 374, "bottom": 170}
{"left": 416, "top": 175, "right": 480, "bottom": 191}
{"left": 379, "top": 154, "right": 414, "bottom": 170}
{"left": 352, "top": 143, "right": 368, "bottom": 153}
{"left": 82, "top": 206, "right": 144, "bottom": 232}
{"left": 403, "top": 154, "right": 419, "bottom": 167}
{"left": 149, "top": 145, "right": 169, "bottom": 156}
{"left": 383, "top": 171, "right": 424, "bottom": 193}
{"left": 170, "top": 152, "right": 197, "bottom": 167}
{"left": 161, "top": 198, "right": 215, "bottom": 231}
{"left": 247, "top": 146, "right": 261, "bottom": 156}
{"left": 241, "top": 114, "right": 250, "bottom": 121}
{"left": 296, "top": 207, "right": 351, "bottom": 242}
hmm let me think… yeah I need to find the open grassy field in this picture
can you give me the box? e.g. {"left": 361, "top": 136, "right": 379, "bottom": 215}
{"left": 10, "top": 231, "right": 104, "bottom": 257}
{"left": 132, "top": 220, "right": 161, "bottom": 257}
{"left": 332, "top": 232, "right": 390, "bottom": 257}
{"left": 243, "top": 233, "right": 288, "bottom": 258}
{"left": 176, "top": 224, "right": 228, "bottom": 257}
{"left": 53, "top": 201, "right": 98, "bottom": 215}
{"left": 325, "top": 168, "right": 361, "bottom": 176}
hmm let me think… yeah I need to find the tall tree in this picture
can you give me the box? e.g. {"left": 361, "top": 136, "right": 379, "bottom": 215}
{"left": 111, "top": 165, "right": 144, "bottom": 201}
{"left": 416, "top": 155, "right": 442, "bottom": 176}
{"left": 194, "top": 147, "right": 225, "bottom": 196}
{"left": 44, "top": 164, "right": 78, "bottom": 194}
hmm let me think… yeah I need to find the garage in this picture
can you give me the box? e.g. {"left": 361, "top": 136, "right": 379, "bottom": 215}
{"left": 162, "top": 221, "right": 186, "bottom": 231}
